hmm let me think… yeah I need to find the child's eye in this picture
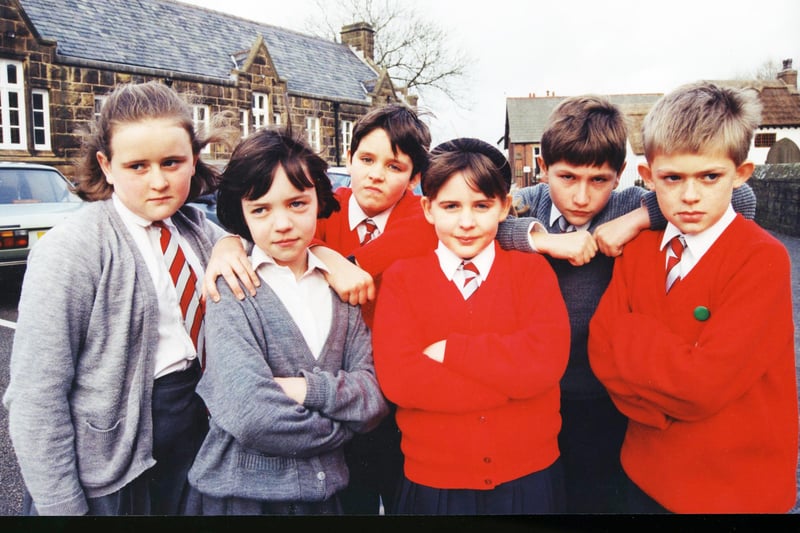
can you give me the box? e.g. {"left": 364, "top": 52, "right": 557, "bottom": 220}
{"left": 703, "top": 173, "right": 720, "bottom": 181}
{"left": 289, "top": 200, "right": 308, "bottom": 209}
{"left": 441, "top": 202, "right": 458, "bottom": 210}
{"left": 475, "top": 202, "right": 491, "bottom": 210}
{"left": 664, "top": 174, "right": 682, "bottom": 182}
{"left": 162, "top": 159, "right": 180, "bottom": 168}
{"left": 360, "top": 156, "right": 373, "bottom": 164}
{"left": 388, "top": 163, "right": 403, "bottom": 172}
{"left": 128, "top": 163, "right": 145, "bottom": 171}
{"left": 591, "top": 176, "right": 609, "bottom": 184}
{"left": 558, "top": 174, "right": 575, "bottom": 181}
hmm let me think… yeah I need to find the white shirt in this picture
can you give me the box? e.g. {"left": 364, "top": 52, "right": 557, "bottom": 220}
{"left": 112, "top": 194, "right": 202, "bottom": 378}
{"left": 434, "top": 241, "right": 495, "bottom": 290}
{"left": 660, "top": 205, "right": 736, "bottom": 279}
{"left": 251, "top": 246, "right": 332, "bottom": 359}
{"left": 348, "top": 194, "right": 394, "bottom": 243}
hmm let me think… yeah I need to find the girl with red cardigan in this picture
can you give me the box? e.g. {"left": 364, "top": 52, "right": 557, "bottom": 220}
{"left": 372, "top": 138, "right": 571, "bottom": 514}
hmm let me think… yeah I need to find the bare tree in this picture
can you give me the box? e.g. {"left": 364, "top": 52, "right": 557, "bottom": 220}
{"left": 304, "top": 0, "right": 471, "bottom": 105}
{"left": 734, "top": 58, "right": 782, "bottom": 81}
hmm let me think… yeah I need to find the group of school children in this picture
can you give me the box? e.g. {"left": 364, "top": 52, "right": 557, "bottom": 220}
{"left": 2, "top": 78, "right": 797, "bottom": 517}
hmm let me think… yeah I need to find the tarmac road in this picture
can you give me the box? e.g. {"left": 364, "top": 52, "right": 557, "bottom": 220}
{"left": 0, "top": 231, "right": 798, "bottom": 516}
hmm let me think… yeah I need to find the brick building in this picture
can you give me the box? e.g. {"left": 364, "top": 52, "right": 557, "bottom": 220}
{"left": 0, "top": 0, "right": 402, "bottom": 179}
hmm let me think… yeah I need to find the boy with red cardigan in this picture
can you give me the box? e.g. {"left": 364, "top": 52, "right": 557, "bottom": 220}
{"left": 588, "top": 82, "right": 798, "bottom": 513}
{"left": 372, "top": 138, "right": 570, "bottom": 514}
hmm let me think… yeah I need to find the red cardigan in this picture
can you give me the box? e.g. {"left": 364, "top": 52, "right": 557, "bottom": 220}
{"left": 372, "top": 244, "right": 570, "bottom": 490}
{"left": 314, "top": 188, "right": 437, "bottom": 325}
{"left": 588, "top": 215, "right": 798, "bottom": 513}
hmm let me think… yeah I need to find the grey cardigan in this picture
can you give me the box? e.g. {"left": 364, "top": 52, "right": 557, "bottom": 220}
{"left": 3, "top": 199, "right": 224, "bottom": 515}
{"left": 187, "top": 275, "right": 388, "bottom": 503}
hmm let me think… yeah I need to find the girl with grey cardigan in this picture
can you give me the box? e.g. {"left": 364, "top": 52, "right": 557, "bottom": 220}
{"left": 186, "top": 128, "right": 388, "bottom": 515}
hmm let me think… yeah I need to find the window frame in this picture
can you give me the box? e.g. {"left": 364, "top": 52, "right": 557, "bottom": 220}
{"left": 306, "top": 116, "right": 321, "bottom": 152}
{"left": 31, "top": 89, "right": 51, "bottom": 151}
{"left": 0, "top": 60, "right": 27, "bottom": 150}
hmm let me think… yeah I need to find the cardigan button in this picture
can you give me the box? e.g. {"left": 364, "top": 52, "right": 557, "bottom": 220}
{"left": 484, "top": 479, "right": 492, "bottom": 486}
{"left": 317, "top": 471, "right": 326, "bottom": 481}
{"left": 478, "top": 416, "right": 486, "bottom": 423}
{"left": 483, "top": 457, "right": 492, "bottom": 463}
{"left": 693, "top": 306, "right": 710, "bottom": 321}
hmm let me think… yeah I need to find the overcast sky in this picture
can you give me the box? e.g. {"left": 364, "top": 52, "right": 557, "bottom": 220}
{"left": 182, "top": 0, "right": 800, "bottom": 147}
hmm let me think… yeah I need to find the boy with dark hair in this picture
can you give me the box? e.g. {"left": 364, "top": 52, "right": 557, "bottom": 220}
{"left": 588, "top": 81, "right": 797, "bottom": 513}
{"left": 498, "top": 94, "right": 757, "bottom": 513}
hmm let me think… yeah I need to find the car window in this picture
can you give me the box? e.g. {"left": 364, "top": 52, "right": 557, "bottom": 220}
{"left": 0, "top": 169, "right": 78, "bottom": 204}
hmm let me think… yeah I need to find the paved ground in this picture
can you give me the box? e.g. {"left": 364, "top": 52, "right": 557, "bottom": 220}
{"left": 771, "top": 231, "right": 800, "bottom": 514}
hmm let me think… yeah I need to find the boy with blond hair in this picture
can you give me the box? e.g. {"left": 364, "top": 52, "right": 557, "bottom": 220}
{"left": 588, "top": 81, "right": 798, "bottom": 513}
{"left": 500, "top": 94, "right": 757, "bottom": 513}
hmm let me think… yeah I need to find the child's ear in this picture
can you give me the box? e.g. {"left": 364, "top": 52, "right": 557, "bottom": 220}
{"left": 498, "top": 193, "right": 513, "bottom": 222}
{"left": 407, "top": 172, "right": 421, "bottom": 192}
{"left": 638, "top": 162, "right": 654, "bottom": 190}
{"left": 96, "top": 151, "right": 113, "bottom": 184}
{"left": 345, "top": 150, "right": 353, "bottom": 172}
{"left": 420, "top": 195, "right": 435, "bottom": 224}
{"left": 734, "top": 161, "right": 755, "bottom": 188}
{"left": 536, "top": 156, "right": 548, "bottom": 183}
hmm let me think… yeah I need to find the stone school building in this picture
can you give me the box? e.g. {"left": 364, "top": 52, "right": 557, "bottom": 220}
{"left": 0, "top": 0, "right": 403, "bottom": 179}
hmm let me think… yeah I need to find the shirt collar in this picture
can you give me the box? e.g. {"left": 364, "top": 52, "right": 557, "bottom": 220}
{"left": 112, "top": 192, "right": 176, "bottom": 231}
{"left": 347, "top": 193, "right": 394, "bottom": 233}
{"left": 434, "top": 240, "right": 495, "bottom": 282}
{"left": 250, "top": 244, "right": 330, "bottom": 278}
{"left": 660, "top": 205, "right": 736, "bottom": 256}
{"left": 549, "top": 204, "right": 590, "bottom": 231}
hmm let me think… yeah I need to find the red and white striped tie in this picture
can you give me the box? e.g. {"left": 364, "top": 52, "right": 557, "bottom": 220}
{"left": 153, "top": 221, "right": 205, "bottom": 368}
{"left": 360, "top": 218, "right": 378, "bottom": 245}
{"left": 665, "top": 235, "right": 686, "bottom": 293}
{"left": 460, "top": 260, "right": 480, "bottom": 299}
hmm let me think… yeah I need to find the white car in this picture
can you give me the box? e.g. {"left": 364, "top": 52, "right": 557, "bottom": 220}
{"left": 0, "top": 162, "right": 84, "bottom": 270}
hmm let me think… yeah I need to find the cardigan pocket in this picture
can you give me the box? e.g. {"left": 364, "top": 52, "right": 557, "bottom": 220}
{"left": 75, "top": 417, "right": 132, "bottom": 488}
{"left": 236, "top": 451, "right": 296, "bottom": 471}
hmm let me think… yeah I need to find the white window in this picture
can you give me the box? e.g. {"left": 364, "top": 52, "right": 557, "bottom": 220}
{"left": 0, "top": 60, "right": 26, "bottom": 150}
{"left": 341, "top": 120, "right": 353, "bottom": 158}
{"left": 31, "top": 89, "right": 51, "bottom": 150}
{"left": 192, "top": 105, "right": 210, "bottom": 154}
{"left": 273, "top": 112, "right": 281, "bottom": 126}
{"left": 239, "top": 109, "right": 250, "bottom": 138}
{"left": 252, "top": 92, "right": 269, "bottom": 130}
{"left": 94, "top": 96, "right": 106, "bottom": 122}
{"left": 306, "top": 117, "right": 321, "bottom": 152}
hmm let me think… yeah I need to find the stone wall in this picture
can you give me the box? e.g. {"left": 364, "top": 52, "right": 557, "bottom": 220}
{"left": 750, "top": 163, "right": 800, "bottom": 237}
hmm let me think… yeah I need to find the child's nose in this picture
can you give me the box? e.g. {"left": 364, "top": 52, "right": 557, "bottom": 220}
{"left": 149, "top": 167, "right": 169, "bottom": 189}
{"left": 573, "top": 183, "right": 590, "bottom": 205}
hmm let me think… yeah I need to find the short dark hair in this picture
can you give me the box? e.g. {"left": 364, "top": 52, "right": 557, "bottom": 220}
{"left": 540, "top": 95, "right": 628, "bottom": 173}
{"left": 216, "top": 127, "right": 340, "bottom": 242}
{"left": 350, "top": 103, "right": 432, "bottom": 177}
{"left": 423, "top": 137, "right": 511, "bottom": 200}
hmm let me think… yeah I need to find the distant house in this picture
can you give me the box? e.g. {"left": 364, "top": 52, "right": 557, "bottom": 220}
{"left": 0, "top": 0, "right": 403, "bottom": 179}
{"left": 716, "top": 59, "right": 800, "bottom": 165}
{"left": 504, "top": 59, "right": 800, "bottom": 190}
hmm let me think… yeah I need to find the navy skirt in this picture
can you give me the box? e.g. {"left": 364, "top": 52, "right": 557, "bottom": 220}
{"left": 183, "top": 490, "right": 343, "bottom": 516}
{"left": 23, "top": 362, "right": 208, "bottom": 516}
{"left": 394, "top": 459, "right": 566, "bottom": 515}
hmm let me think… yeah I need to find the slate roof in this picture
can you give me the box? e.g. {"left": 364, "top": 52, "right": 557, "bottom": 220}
{"left": 18, "top": 0, "right": 380, "bottom": 104}
{"left": 506, "top": 94, "right": 663, "bottom": 155}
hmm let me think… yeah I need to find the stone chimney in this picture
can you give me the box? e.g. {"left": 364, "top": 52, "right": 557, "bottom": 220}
{"left": 341, "top": 22, "right": 375, "bottom": 62}
{"left": 777, "top": 58, "right": 797, "bottom": 89}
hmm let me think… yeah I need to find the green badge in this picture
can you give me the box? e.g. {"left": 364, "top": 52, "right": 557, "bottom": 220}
{"left": 694, "top": 306, "right": 710, "bottom": 321}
